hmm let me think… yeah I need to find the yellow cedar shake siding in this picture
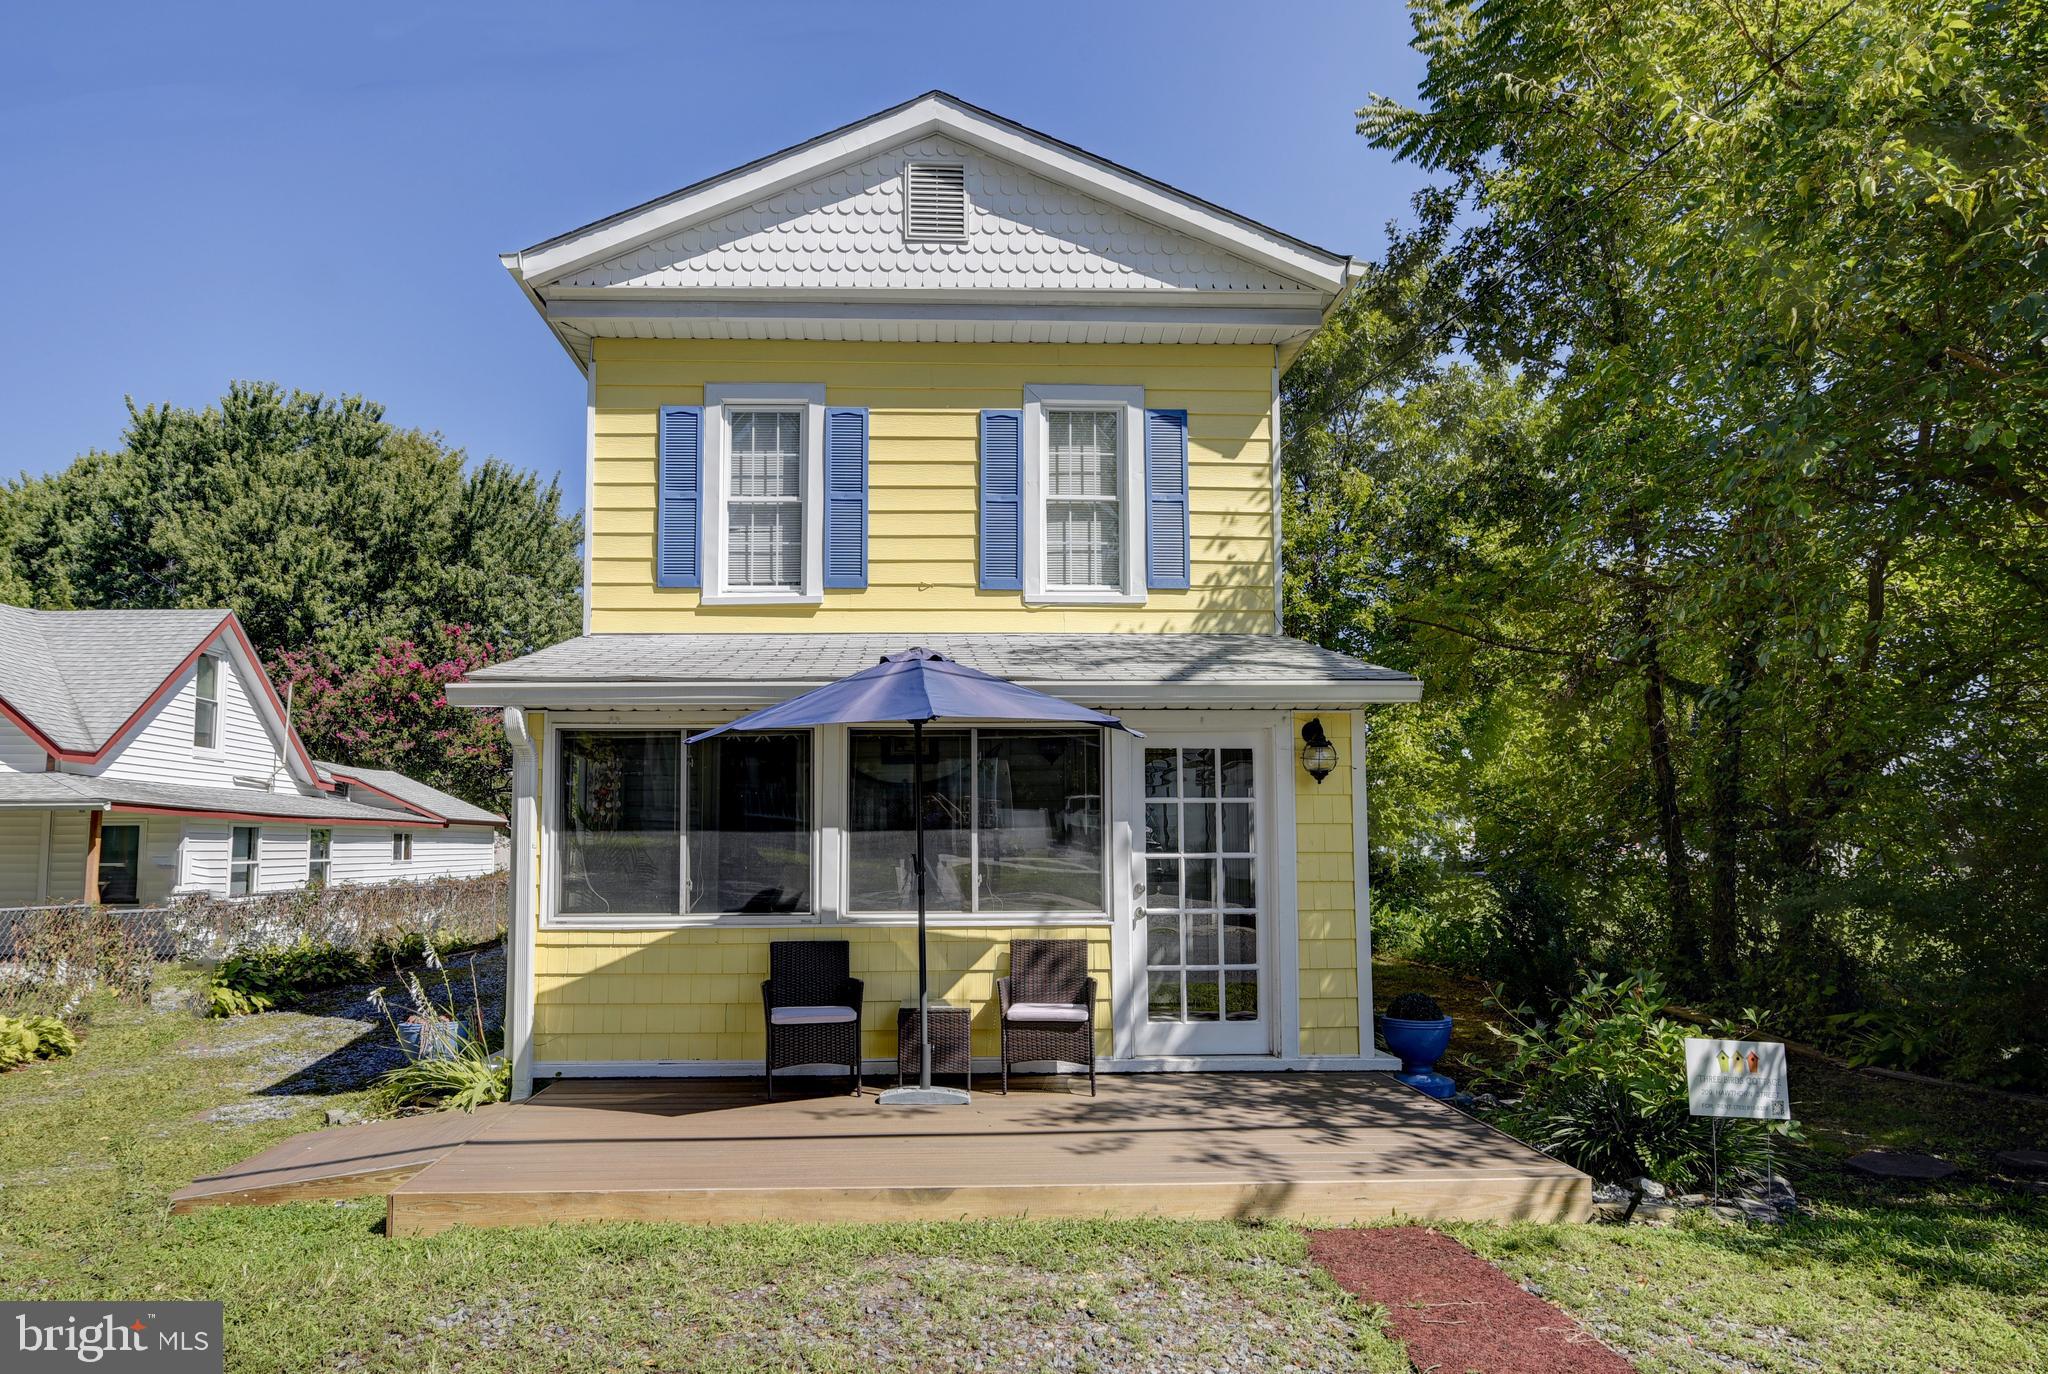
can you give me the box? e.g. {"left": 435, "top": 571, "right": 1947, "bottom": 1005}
{"left": 532, "top": 927, "right": 1110, "bottom": 1066}
{"left": 588, "top": 338, "right": 1275, "bottom": 632}
{"left": 523, "top": 710, "right": 1368, "bottom": 1066}
{"left": 1295, "top": 711, "right": 1361, "bottom": 1058}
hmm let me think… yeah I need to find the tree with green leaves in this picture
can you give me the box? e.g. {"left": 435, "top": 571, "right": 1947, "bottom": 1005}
{"left": 0, "top": 382, "right": 581, "bottom": 666}
{"left": 1293, "top": 0, "right": 2048, "bottom": 1084}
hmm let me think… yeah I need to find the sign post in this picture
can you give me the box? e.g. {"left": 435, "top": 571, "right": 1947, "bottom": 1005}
{"left": 1684, "top": 1038, "right": 1790, "bottom": 1204}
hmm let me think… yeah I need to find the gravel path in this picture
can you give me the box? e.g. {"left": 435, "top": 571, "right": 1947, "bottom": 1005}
{"left": 178, "top": 943, "right": 505, "bottom": 1104}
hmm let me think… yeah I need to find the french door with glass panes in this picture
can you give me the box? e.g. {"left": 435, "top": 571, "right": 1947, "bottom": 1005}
{"left": 1124, "top": 737, "right": 1270, "bottom": 1055}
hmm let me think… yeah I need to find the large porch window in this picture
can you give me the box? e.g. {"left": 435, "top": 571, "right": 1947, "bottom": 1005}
{"left": 556, "top": 729, "right": 812, "bottom": 920}
{"left": 847, "top": 728, "right": 1104, "bottom": 915}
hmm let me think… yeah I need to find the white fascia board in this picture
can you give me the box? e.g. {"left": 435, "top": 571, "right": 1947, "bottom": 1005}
{"left": 545, "top": 298, "right": 1328, "bottom": 333}
{"left": 445, "top": 677, "right": 1424, "bottom": 711}
{"left": 511, "top": 95, "right": 1348, "bottom": 292}
{"left": 503, "top": 255, "right": 594, "bottom": 375}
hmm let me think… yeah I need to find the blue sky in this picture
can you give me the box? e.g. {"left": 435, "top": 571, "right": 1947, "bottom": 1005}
{"left": 1, "top": 1, "right": 1431, "bottom": 516}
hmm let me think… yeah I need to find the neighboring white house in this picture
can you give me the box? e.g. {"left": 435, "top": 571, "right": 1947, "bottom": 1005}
{"left": 0, "top": 605, "right": 503, "bottom": 906}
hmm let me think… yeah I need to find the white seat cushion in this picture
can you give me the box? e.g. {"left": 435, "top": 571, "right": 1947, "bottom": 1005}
{"left": 769, "top": 1004, "right": 859, "bottom": 1026}
{"left": 1007, "top": 1002, "right": 1090, "bottom": 1025}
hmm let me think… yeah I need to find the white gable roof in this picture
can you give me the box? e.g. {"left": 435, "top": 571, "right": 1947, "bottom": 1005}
{"left": 505, "top": 93, "right": 1360, "bottom": 367}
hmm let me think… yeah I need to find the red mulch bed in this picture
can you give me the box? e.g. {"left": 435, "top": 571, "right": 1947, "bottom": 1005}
{"left": 1309, "top": 1227, "right": 1636, "bottom": 1374}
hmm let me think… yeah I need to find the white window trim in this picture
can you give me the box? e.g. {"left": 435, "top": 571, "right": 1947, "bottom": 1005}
{"left": 192, "top": 653, "right": 225, "bottom": 756}
{"left": 228, "top": 825, "right": 260, "bottom": 898}
{"left": 702, "top": 382, "right": 827, "bottom": 606}
{"left": 837, "top": 723, "right": 1113, "bottom": 924}
{"left": 308, "top": 827, "right": 332, "bottom": 886}
{"left": 542, "top": 721, "right": 823, "bottom": 930}
{"left": 1022, "top": 383, "right": 1147, "bottom": 605}
{"left": 392, "top": 831, "right": 414, "bottom": 864}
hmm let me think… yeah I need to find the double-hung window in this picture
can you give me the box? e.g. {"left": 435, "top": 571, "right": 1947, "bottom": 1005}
{"left": 703, "top": 384, "right": 826, "bottom": 603}
{"left": 307, "top": 828, "right": 332, "bottom": 888}
{"left": 1021, "top": 385, "right": 1145, "bottom": 603}
{"left": 1044, "top": 410, "right": 1122, "bottom": 590}
{"left": 193, "top": 654, "right": 221, "bottom": 750}
{"left": 229, "top": 826, "right": 259, "bottom": 897}
{"left": 726, "top": 410, "right": 804, "bottom": 591}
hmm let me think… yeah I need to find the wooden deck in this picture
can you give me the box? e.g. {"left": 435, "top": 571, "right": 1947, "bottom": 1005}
{"left": 173, "top": 1074, "right": 1590, "bottom": 1236}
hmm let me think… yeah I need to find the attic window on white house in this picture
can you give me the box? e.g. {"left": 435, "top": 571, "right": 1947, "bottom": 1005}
{"left": 904, "top": 162, "right": 968, "bottom": 243}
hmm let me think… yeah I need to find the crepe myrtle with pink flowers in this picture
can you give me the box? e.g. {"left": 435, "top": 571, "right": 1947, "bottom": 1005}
{"left": 270, "top": 626, "right": 509, "bottom": 814}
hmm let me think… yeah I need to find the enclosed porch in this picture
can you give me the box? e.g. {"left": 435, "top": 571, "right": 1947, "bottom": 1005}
{"left": 171, "top": 1072, "right": 1591, "bottom": 1235}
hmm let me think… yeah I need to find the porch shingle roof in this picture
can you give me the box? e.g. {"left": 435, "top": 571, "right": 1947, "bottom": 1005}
{"left": 0, "top": 772, "right": 475, "bottom": 826}
{"left": 448, "top": 633, "right": 1421, "bottom": 710}
{"left": 314, "top": 761, "right": 505, "bottom": 826}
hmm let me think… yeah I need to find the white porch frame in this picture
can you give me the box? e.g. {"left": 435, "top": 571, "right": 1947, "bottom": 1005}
{"left": 508, "top": 703, "right": 1399, "bottom": 1096}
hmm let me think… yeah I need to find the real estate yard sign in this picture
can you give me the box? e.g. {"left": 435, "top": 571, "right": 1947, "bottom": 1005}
{"left": 1684, "top": 1038, "right": 1790, "bottom": 1120}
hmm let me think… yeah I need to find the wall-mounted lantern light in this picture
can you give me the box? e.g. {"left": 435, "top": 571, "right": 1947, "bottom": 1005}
{"left": 1299, "top": 717, "right": 1338, "bottom": 784}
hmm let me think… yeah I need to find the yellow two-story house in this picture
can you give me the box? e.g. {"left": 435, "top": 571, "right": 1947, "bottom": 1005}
{"left": 450, "top": 93, "right": 1421, "bottom": 1098}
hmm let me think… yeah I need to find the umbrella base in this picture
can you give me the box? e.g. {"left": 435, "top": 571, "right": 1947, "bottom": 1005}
{"left": 877, "top": 1085, "right": 972, "bottom": 1107}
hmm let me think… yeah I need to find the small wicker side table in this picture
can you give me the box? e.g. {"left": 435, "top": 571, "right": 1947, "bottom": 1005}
{"left": 896, "top": 1000, "right": 972, "bottom": 1090}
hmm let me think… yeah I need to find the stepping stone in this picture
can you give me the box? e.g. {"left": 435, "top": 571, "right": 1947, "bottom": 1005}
{"left": 1995, "top": 1149, "right": 2048, "bottom": 1175}
{"left": 1845, "top": 1150, "right": 1958, "bottom": 1181}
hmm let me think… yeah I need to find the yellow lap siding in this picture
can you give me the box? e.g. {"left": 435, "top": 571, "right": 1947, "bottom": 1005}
{"left": 532, "top": 927, "right": 1110, "bottom": 1066}
{"left": 1295, "top": 711, "right": 1361, "bottom": 1057}
{"left": 588, "top": 338, "right": 1275, "bottom": 634}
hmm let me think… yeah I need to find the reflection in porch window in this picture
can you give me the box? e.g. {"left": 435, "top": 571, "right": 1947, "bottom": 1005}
{"left": 846, "top": 728, "right": 1103, "bottom": 914}
{"left": 687, "top": 732, "right": 811, "bottom": 915}
{"left": 558, "top": 731, "right": 680, "bottom": 916}
{"left": 977, "top": 730, "right": 1102, "bottom": 912}
{"left": 847, "top": 731, "right": 972, "bottom": 912}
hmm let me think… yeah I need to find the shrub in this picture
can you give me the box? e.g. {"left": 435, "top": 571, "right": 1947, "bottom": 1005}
{"left": 3, "top": 875, "right": 507, "bottom": 1022}
{"left": 1384, "top": 992, "right": 1446, "bottom": 1021}
{"left": 368, "top": 950, "right": 507, "bottom": 1113}
{"left": 207, "top": 939, "right": 368, "bottom": 1018}
{"left": 377, "top": 1053, "right": 510, "bottom": 1113}
{"left": 1485, "top": 973, "right": 1796, "bottom": 1215}
{"left": 0, "top": 907, "right": 161, "bottom": 1018}
{"left": 0, "top": 1012, "right": 80, "bottom": 1070}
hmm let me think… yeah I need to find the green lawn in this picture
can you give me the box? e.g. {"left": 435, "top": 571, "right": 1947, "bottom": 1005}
{"left": 2, "top": 964, "right": 2044, "bottom": 1373}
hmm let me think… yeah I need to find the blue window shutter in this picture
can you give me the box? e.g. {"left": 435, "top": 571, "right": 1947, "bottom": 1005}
{"left": 656, "top": 405, "right": 702, "bottom": 588}
{"left": 823, "top": 406, "right": 868, "bottom": 589}
{"left": 1145, "top": 408, "right": 1190, "bottom": 590}
{"left": 979, "top": 409, "right": 1024, "bottom": 591}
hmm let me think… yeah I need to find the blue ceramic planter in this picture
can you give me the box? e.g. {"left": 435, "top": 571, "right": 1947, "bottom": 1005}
{"left": 1379, "top": 1015, "right": 1456, "bottom": 1099}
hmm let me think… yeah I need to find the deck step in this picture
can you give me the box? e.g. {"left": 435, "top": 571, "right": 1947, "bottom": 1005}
{"left": 170, "top": 1106, "right": 511, "bottom": 1211}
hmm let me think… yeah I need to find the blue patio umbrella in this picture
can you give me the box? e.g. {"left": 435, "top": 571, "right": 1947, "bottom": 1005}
{"left": 690, "top": 648, "right": 1140, "bottom": 1106}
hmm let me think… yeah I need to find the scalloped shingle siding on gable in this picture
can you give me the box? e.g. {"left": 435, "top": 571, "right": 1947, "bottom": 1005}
{"left": 563, "top": 137, "right": 1317, "bottom": 294}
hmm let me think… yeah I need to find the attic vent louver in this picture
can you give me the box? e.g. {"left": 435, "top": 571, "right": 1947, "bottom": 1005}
{"left": 904, "top": 162, "right": 968, "bottom": 244}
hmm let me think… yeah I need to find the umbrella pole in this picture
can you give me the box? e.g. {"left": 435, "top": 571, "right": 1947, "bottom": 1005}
{"left": 915, "top": 718, "right": 931, "bottom": 1091}
{"left": 878, "top": 717, "right": 969, "bottom": 1106}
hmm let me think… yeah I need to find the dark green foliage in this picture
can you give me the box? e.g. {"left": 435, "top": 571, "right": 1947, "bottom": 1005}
{"left": 1292, "top": 0, "right": 2048, "bottom": 1088}
{"left": 1383, "top": 992, "right": 1445, "bottom": 1021}
{"left": 208, "top": 940, "right": 369, "bottom": 1017}
{"left": 1487, "top": 975, "right": 1794, "bottom": 1200}
{"left": 0, "top": 381, "right": 580, "bottom": 668}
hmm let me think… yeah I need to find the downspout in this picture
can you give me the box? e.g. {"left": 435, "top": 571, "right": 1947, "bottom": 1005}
{"left": 503, "top": 707, "right": 539, "bottom": 1100}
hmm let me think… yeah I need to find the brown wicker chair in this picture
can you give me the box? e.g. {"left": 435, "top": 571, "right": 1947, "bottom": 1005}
{"left": 997, "top": 938, "right": 1096, "bottom": 1095}
{"left": 762, "top": 940, "right": 863, "bottom": 1098}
